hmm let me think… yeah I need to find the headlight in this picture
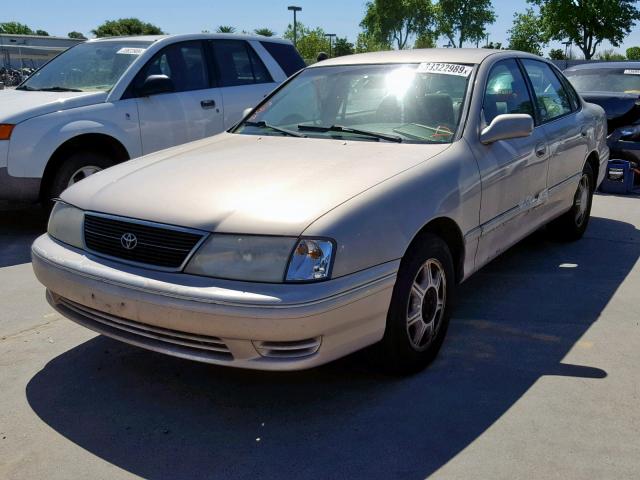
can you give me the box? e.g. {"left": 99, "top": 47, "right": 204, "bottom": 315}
{"left": 286, "top": 238, "right": 334, "bottom": 282}
{"left": 185, "top": 235, "right": 298, "bottom": 282}
{"left": 47, "top": 201, "right": 84, "bottom": 249}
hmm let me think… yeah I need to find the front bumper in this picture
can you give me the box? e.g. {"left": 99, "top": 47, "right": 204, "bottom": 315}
{"left": 32, "top": 234, "right": 397, "bottom": 370}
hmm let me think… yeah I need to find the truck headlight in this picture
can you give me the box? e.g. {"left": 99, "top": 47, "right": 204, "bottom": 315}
{"left": 285, "top": 238, "right": 334, "bottom": 282}
{"left": 47, "top": 201, "right": 84, "bottom": 249}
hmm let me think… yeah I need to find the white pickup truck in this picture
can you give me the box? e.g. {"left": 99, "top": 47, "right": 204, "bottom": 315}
{"left": 0, "top": 33, "right": 305, "bottom": 203}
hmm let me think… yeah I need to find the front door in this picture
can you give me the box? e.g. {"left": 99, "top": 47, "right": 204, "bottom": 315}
{"left": 470, "top": 59, "right": 550, "bottom": 268}
{"left": 135, "top": 40, "right": 223, "bottom": 155}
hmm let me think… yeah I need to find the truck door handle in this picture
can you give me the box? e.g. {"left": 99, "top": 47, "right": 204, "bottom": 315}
{"left": 535, "top": 143, "right": 547, "bottom": 157}
{"left": 200, "top": 99, "right": 216, "bottom": 109}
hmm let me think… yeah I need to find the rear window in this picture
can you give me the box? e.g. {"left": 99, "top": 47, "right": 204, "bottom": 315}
{"left": 260, "top": 41, "right": 306, "bottom": 77}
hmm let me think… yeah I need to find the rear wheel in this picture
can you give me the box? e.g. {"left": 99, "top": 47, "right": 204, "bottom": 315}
{"left": 380, "top": 233, "right": 455, "bottom": 374}
{"left": 548, "top": 162, "right": 594, "bottom": 241}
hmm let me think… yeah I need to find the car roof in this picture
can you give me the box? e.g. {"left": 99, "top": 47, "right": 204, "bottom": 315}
{"left": 87, "top": 33, "right": 292, "bottom": 45}
{"left": 311, "top": 48, "right": 521, "bottom": 67}
{"left": 564, "top": 61, "right": 640, "bottom": 72}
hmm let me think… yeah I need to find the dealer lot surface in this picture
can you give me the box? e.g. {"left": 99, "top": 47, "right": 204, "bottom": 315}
{"left": 1, "top": 194, "right": 639, "bottom": 480}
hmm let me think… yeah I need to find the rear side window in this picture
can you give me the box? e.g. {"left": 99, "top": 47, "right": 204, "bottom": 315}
{"left": 483, "top": 59, "right": 534, "bottom": 124}
{"left": 521, "top": 59, "right": 573, "bottom": 122}
{"left": 260, "top": 41, "right": 306, "bottom": 76}
{"left": 211, "top": 40, "right": 273, "bottom": 87}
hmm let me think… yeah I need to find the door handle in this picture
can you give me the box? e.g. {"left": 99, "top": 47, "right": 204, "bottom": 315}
{"left": 581, "top": 127, "right": 588, "bottom": 137}
{"left": 535, "top": 143, "right": 547, "bottom": 157}
{"left": 200, "top": 99, "right": 216, "bottom": 109}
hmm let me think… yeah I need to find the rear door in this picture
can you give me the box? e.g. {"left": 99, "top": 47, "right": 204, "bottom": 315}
{"left": 209, "top": 39, "right": 279, "bottom": 128}
{"left": 471, "top": 59, "right": 550, "bottom": 267}
{"left": 520, "top": 59, "right": 588, "bottom": 214}
{"left": 134, "top": 40, "right": 223, "bottom": 154}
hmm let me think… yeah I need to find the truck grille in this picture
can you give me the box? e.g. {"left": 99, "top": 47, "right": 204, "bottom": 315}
{"left": 84, "top": 214, "right": 206, "bottom": 270}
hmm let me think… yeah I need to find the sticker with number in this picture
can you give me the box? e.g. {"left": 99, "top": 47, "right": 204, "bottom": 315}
{"left": 117, "top": 47, "right": 146, "bottom": 55}
{"left": 624, "top": 69, "right": 640, "bottom": 75}
{"left": 417, "top": 62, "right": 473, "bottom": 77}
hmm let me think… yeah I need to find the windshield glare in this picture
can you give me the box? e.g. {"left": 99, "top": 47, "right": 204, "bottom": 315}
{"left": 20, "top": 41, "right": 152, "bottom": 92}
{"left": 565, "top": 68, "right": 640, "bottom": 94}
{"left": 236, "top": 63, "right": 473, "bottom": 143}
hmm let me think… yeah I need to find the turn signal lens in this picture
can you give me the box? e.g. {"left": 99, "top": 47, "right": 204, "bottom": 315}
{"left": 0, "top": 124, "right": 15, "bottom": 140}
{"left": 286, "top": 239, "right": 334, "bottom": 282}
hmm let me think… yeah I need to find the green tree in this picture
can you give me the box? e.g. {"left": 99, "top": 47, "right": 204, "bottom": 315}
{"left": 414, "top": 32, "right": 436, "bottom": 48}
{"left": 354, "top": 32, "right": 391, "bottom": 53}
{"left": 596, "top": 49, "right": 626, "bottom": 61}
{"left": 360, "top": 0, "right": 436, "bottom": 50}
{"left": 254, "top": 28, "right": 275, "bottom": 37}
{"left": 333, "top": 37, "right": 354, "bottom": 57}
{"left": 0, "top": 22, "right": 34, "bottom": 35}
{"left": 483, "top": 41, "right": 504, "bottom": 49}
{"left": 437, "top": 0, "right": 496, "bottom": 48}
{"left": 216, "top": 25, "right": 236, "bottom": 33}
{"left": 530, "top": 0, "right": 640, "bottom": 60}
{"left": 67, "top": 31, "right": 87, "bottom": 40}
{"left": 507, "top": 8, "right": 546, "bottom": 55}
{"left": 627, "top": 47, "right": 640, "bottom": 60}
{"left": 548, "top": 48, "right": 566, "bottom": 60}
{"left": 35, "top": 29, "right": 49, "bottom": 36}
{"left": 92, "top": 18, "right": 164, "bottom": 37}
{"left": 284, "top": 23, "right": 330, "bottom": 61}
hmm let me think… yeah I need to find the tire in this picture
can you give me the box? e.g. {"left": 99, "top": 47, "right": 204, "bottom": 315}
{"left": 379, "top": 233, "right": 455, "bottom": 374}
{"left": 45, "top": 151, "right": 115, "bottom": 205}
{"left": 547, "top": 162, "right": 595, "bottom": 241}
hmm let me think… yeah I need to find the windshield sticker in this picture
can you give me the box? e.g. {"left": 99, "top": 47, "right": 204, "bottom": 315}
{"left": 417, "top": 62, "right": 473, "bottom": 77}
{"left": 116, "top": 47, "right": 146, "bottom": 55}
{"left": 624, "top": 69, "right": 640, "bottom": 75}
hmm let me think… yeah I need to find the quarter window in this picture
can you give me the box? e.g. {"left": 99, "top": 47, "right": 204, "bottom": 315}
{"left": 211, "top": 40, "right": 273, "bottom": 87}
{"left": 483, "top": 59, "right": 534, "bottom": 124}
{"left": 521, "top": 59, "right": 572, "bottom": 122}
{"left": 136, "top": 41, "right": 209, "bottom": 93}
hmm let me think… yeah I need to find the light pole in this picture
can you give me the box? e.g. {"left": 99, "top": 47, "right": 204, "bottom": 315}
{"left": 325, "top": 33, "right": 336, "bottom": 57}
{"left": 288, "top": 6, "right": 302, "bottom": 47}
{"left": 562, "top": 40, "right": 572, "bottom": 69}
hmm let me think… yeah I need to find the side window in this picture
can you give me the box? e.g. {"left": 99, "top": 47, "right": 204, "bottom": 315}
{"left": 136, "top": 41, "right": 209, "bottom": 93}
{"left": 260, "top": 41, "right": 306, "bottom": 76}
{"left": 211, "top": 40, "right": 273, "bottom": 87}
{"left": 521, "top": 59, "right": 572, "bottom": 122}
{"left": 483, "top": 59, "right": 534, "bottom": 124}
{"left": 557, "top": 71, "right": 581, "bottom": 111}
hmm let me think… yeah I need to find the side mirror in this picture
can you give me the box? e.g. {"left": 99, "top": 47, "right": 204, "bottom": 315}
{"left": 480, "top": 114, "right": 534, "bottom": 144}
{"left": 136, "top": 74, "right": 174, "bottom": 97}
{"left": 242, "top": 107, "right": 253, "bottom": 118}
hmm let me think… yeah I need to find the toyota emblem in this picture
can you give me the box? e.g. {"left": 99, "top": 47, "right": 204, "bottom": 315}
{"left": 120, "top": 232, "right": 138, "bottom": 250}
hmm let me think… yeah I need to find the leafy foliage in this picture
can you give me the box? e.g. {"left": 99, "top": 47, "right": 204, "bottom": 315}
{"left": 34, "top": 29, "right": 49, "bottom": 36}
{"left": 414, "top": 31, "right": 436, "bottom": 49}
{"left": 596, "top": 49, "right": 626, "bottom": 61}
{"left": 360, "top": 0, "right": 436, "bottom": 50}
{"left": 254, "top": 28, "right": 275, "bottom": 37}
{"left": 548, "top": 48, "right": 567, "bottom": 60}
{"left": 437, "top": 0, "right": 496, "bottom": 48}
{"left": 627, "top": 47, "right": 640, "bottom": 61}
{"left": 67, "top": 31, "right": 87, "bottom": 40}
{"left": 354, "top": 32, "right": 392, "bottom": 53}
{"left": 0, "top": 22, "right": 34, "bottom": 35}
{"left": 507, "top": 8, "right": 546, "bottom": 55}
{"left": 333, "top": 37, "right": 355, "bottom": 57}
{"left": 216, "top": 26, "right": 236, "bottom": 33}
{"left": 92, "top": 18, "right": 164, "bottom": 37}
{"left": 530, "top": 0, "right": 640, "bottom": 60}
{"left": 483, "top": 41, "right": 504, "bottom": 49}
{"left": 284, "top": 23, "right": 330, "bottom": 61}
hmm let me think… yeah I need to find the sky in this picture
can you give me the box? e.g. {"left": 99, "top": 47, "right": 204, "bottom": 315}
{"left": 4, "top": 0, "right": 640, "bottom": 57}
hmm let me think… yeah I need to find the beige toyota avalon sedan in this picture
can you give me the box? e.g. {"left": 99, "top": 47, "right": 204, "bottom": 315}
{"left": 32, "top": 49, "right": 608, "bottom": 373}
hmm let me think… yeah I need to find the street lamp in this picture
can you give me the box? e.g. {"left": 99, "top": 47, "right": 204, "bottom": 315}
{"left": 324, "top": 33, "right": 336, "bottom": 57}
{"left": 562, "top": 40, "right": 572, "bottom": 69}
{"left": 288, "top": 6, "right": 302, "bottom": 47}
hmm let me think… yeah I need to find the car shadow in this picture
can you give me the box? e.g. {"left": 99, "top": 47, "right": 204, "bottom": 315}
{"left": 0, "top": 202, "right": 47, "bottom": 268}
{"left": 25, "top": 215, "right": 637, "bottom": 480}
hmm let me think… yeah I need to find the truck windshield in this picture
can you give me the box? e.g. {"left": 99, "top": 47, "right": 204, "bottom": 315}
{"left": 18, "top": 41, "right": 152, "bottom": 93}
{"left": 235, "top": 63, "right": 474, "bottom": 143}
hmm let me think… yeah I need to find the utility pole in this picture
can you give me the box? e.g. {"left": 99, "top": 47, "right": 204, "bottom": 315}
{"left": 288, "top": 5, "right": 302, "bottom": 47}
{"left": 325, "top": 33, "right": 336, "bottom": 57}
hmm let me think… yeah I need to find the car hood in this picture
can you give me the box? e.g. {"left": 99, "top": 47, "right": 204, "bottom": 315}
{"left": 0, "top": 89, "right": 107, "bottom": 124}
{"left": 580, "top": 91, "right": 640, "bottom": 133}
{"left": 62, "top": 133, "right": 450, "bottom": 236}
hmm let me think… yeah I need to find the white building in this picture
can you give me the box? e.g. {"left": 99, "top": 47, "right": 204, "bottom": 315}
{"left": 0, "top": 34, "right": 84, "bottom": 69}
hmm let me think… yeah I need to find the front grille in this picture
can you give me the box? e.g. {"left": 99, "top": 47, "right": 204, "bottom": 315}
{"left": 84, "top": 214, "right": 205, "bottom": 269}
{"left": 57, "top": 296, "right": 233, "bottom": 360}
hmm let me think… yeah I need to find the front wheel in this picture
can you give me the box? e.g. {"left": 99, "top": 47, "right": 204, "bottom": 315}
{"left": 548, "top": 162, "right": 594, "bottom": 241}
{"left": 379, "top": 233, "right": 455, "bottom": 374}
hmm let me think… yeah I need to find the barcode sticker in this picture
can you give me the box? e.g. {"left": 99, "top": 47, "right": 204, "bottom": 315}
{"left": 117, "top": 47, "right": 146, "bottom": 55}
{"left": 417, "top": 62, "right": 473, "bottom": 77}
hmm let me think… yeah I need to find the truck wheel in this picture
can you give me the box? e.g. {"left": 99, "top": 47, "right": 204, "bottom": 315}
{"left": 548, "top": 162, "right": 595, "bottom": 241}
{"left": 380, "top": 233, "right": 455, "bottom": 374}
{"left": 46, "top": 151, "right": 115, "bottom": 202}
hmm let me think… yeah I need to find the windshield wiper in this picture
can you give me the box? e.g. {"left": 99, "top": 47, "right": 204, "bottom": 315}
{"left": 243, "top": 120, "right": 305, "bottom": 138}
{"left": 297, "top": 124, "right": 403, "bottom": 143}
{"left": 35, "top": 86, "right": 84, "bottom": 92}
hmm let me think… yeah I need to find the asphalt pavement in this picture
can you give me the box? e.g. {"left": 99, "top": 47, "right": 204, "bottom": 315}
{"left": 1, "top": 195, "right": 639, "bottom": 480}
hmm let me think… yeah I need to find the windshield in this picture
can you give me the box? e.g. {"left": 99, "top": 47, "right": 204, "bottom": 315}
{"left": 565, "top": 68, "right": 640, "bottom": 94}
{"left": 19, "top": 41, "right": 152, "bottom": 92}
{"left": 235, "top": 63, "right": 474, "bottom": 143}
